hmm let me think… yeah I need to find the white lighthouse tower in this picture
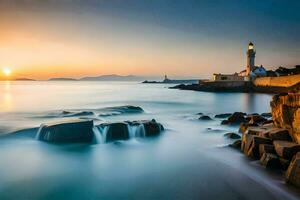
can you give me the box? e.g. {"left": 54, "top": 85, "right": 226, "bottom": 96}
{"left": 246, "top": 42, "right": 256, "bottom": 77}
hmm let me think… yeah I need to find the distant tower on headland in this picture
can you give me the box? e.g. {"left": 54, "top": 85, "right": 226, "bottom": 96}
{"left": 246, "top": 42, "right": 256, "bottom": 76}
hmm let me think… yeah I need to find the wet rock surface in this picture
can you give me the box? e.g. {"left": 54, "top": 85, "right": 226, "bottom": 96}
{"left": 98, "top": 119, "right": 164, "bottom": 142}
{"left": 215, "top": 113, "right": 232, "bottom": 118}
{"left": 99, "top": 105, "right": 144, "bottom": 116}
{"left": 221, "top": 112, "right": 247, "bottom": 125}
{"left": 36, "top": 119, "right": 94, "bottom": 143}
{"left": 99, "top": 122, "right": 130, "bottom": 142}
{"left": 224, "top": 132, "right": 241, "bottom": 139}
{"left": 229, "top": 139, "right": 242, "bottom": 149}
{"left": 199, "top": 115, "right": 213, "bottom": 120}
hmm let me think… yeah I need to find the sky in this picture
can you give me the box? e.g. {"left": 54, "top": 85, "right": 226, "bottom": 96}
{"left": 0, "top": 0, "right": 299, "bottom": 80}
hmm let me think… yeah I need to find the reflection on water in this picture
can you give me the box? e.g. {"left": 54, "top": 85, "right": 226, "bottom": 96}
{"left": 1, "top": 81, "right": 12, "bottom": 112}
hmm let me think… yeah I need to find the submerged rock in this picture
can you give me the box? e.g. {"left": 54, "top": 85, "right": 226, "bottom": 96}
{"left": 99, "top": 122, "right": 130, "bottom": 143}
{"left": 97, "top": 119, "right": 164, "bottom": 142}
{"left": 229, "top": 140, "right": 242, "bottom": 149}
{"left": 131, "top": 119, "right": 164, "bottom": 137}
{"left": 62, "top": 111, "right": 94, "bottom": 117}
{"left": 36, "top": 119, "right": 94, "bottom": 143}
{"left": 215, "top": 113, "right": 232, "bottom": 118}
{"left": 224, "top": 132, "right": 241, "bottom": 139}
{"left": 199, "top": 115, "right": 212, "bottom": 120}
{"left": 221, "top": 112, "right": 247, "bottom": 125}
{"left": 99, "top": 105, "right": 144, "bottom": 117}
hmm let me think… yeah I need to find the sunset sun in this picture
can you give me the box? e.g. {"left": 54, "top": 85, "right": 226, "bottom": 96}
{"left": 2, "top": 67, "right": 12, "bottom": 77}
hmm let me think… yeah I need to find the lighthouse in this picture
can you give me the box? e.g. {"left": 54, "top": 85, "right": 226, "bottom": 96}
{"left": 246, "top": 42, "right": 256, "bottom": 76}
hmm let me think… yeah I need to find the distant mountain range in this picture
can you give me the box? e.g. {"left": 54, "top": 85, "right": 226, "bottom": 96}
{"left": 48, "top": 78, "right": 77, "bottom": 81}
{"left": 79, "top": 74, "right": 147, "bottom": 81}
{"left": 48, "top": 75, "right": 160, "bottom": 81}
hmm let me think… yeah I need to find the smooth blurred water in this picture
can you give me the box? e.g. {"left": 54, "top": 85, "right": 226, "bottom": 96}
{"left": 0, "top": 81, "right": 298, "bottom": 200}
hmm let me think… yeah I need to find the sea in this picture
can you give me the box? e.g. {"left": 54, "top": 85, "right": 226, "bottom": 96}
{"left": 0, "top": 81, "right": 299, "bottom": 200}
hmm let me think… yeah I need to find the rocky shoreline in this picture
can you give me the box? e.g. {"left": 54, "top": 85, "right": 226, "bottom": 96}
{"left": 170, "top": 81, "right": 300, "bottom": 94}
{"left": 222, "top": 90, "right": 300, "bottom": 188}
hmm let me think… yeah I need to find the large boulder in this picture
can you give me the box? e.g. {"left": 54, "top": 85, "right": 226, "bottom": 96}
{"left": 246, "top": 136, "right": 272, "bottom": 158}
{"left": 248, "top": 115, "right": 267, "bottom": 125}
{"left": 260, "top": 153, "right": 282, "bottom": 169}
{"left": 36, "top": 119, "right": 94, "bottom": 143}
{"left": 285, "top": 152, "right": 300, "bottom": 188}
{"left": 222, "top": 112, "right": 247, "bottom": 125}
{"left": 99, "top": 122, "right": 129, "bottom": 142}
{"left": 140, "top": 119, "right": 164, "bottom": 137}
{"left": 271, "top": 91, "right": 300, "bottom": 143}
{"left": 268, "top": 128, "right": 292, "bottom": 141}
{"left": 259, "top": 144, "right": 276, "bottom": 158}
{"left": 273, "top": 140, "right": 300, "bottom": 160}
{"left": 128, "top": 119, "right": 164, "bottom": 137}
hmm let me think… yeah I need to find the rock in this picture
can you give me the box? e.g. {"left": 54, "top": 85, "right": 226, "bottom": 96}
{"left": 226, "top": 112, "right": 247, "bottom": 125}
{"left": 259, "top": 144, "right": 276, "bottom": 158}
{"left": 268, "top": 128, "right": 292, "bottom": 141}
{"left": 215, "top": 113, "right": 232, "bottom": 118}
{"left": 100, "top": 122, "right": 129, "bottom": 142}
{"left": 246, "top": 124, "right": 278, "bottom": 138}
{"left": 273, "top": 140, "right": 300, "bottom": 160}
{"left": 221, "top": 120, "right": 229, "bottom": 125}
{"left": 262, "top": 120, "right": 274, "bottom": 125}
{"left": 260, "top": 153, "right": 282, "bottom": 169}
{"left": 285, "top": 152, "right": 300, "bottom": 188}
{"left": 199, "top": 115, "right": 212, "bottom": 120}
{"left": 142, "top": 119, "right": 164, "bottom": 136}
{"left": 36, "top": 119, "right": 94, "bottom": 143}
{"left": 62, "top": 111, "right": 94, "bottom": 117}
{"left": 279, "top": 158, "right": 290, "bottom": 170}
{"left": 239, "top": 122, "right": 249, "bottom": 133}
{"left": 261, "top": 112, "right": 272, "bottom": 118}
{"left": 229, "top": 140, "right": 242, "bottom": 149}
{"left": 99, "top": 105, "right": 144, "bottom": 116}
{"left": 246, "top": 126, "right": 268, "bottom": 136}
{"left": 241, "top": 133, "right": 254, "bottom": 153}
{"left": 271, "top": 91, "right": 300, "bottom": 143}
{"left": 245, "top": 135, "right": 272, "bottom": 158}
{"left": 62, "top": 110, "right": 72, "bottom": 115}
{"left": 224, "top": 132, "right": 241, "bottom": 139}
{"left": 197, "top": 112, "right": 203, "bottom": 115}
{"left": 99, "top": 119, "right": 164, "bottom": 141}
{"left": 248, "top": 115, "right": 267, "bottom": 125}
